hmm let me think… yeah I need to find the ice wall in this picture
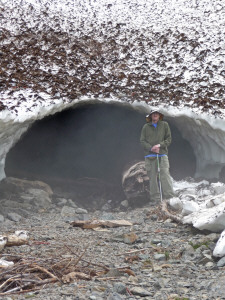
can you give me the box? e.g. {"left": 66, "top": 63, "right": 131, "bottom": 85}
{"left": 1, "top": 95, "right": 225, "bottom": 182}
{"left": 165, "top": 108, "right": 225, "bottom": 179}
{"left": 176, "top": 117, "right": 225, "bottom": 179}
{"left": 0, "top": 92, "right": 78, "bottom": 179}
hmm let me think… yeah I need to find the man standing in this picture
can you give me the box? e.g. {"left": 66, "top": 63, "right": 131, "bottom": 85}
{"left": 140, "top": 110, "right": 175, "bottom": 203}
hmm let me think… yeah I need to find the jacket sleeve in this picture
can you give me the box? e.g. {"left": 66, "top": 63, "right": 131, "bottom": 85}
{"left": 160, "top": 122, "right": 172, "bottom": 149}
{"left": 140, "top": 125, "right": 152, "bottom": 151}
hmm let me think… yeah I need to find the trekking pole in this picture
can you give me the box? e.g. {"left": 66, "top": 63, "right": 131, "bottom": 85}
{"left": 156, "top": 154, "right": 163, "bottom": 203}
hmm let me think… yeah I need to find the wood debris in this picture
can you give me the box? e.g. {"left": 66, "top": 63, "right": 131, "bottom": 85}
{"left": 124, "top": 255, "right": 140, "bottom": 263}
{"left": 62, "top": 271, "right": 90, "bottom": 283}
{"left": 0, "top": 242, "right": 136, "bottom": 295}
{"left": 0, "top": 248, "right": 105, "bottom": 295}
{"left": 161, "top": 201, "right": 183, "bottom": 223}
{"left": 70, "top": 219, "right": 133, "bottom": 229}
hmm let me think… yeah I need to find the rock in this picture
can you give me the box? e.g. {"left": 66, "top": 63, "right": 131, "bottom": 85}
{"left": 0, "top": 214, "right": 4, "bottom": 222}
{"left": 149, "top": 214, "right": 158, "bottom": 221}
{"left": 113, "top": 282, "right": 127, "bottom": 295}
{"left": 61, "top": 206, "right": 77, "bottom": 218}
{"left": 205, "top": 262, "right": 214, "bottom": 269}
{"left": 100, "top": 213, "right": 115, "bottom": 220}
{"left": 151, "top": 239, "right": 162, "bottom": 245}
{"left": 210, "top": 276, "right": 225, "bottom": 297}
{"left": 168, "top": 294, "right": 180, "bottom": 299}
{"left": 63, "top": 213, "right": 90, "bottom": 223}
{"left": 67, "top": 199, "right": 77, "bottom": 208}
{"left": 111, "top": 231, "right": 138, "bottom": 244}
{"left": 90, "top": 293, "right": 104, "bottom": 300}
{"left": 102, "top": 200, "right": 113, "bottom": 211}
{"left": 123, "top": 232, "right": 138, "bottom": 244}
{"left": 106, "top": 269, "right": 123, "bottom": 278}
{"left": 55, "top": 198, "right": 68, "bottom": 207}
{"left": 107, "top": 293, "right": 123, "bottom": 300}
{"left": 198, "top": 254, "right": 213, "bottom": 265}
{"left": 79, "top": 214, "right": 90, "bottom": 221}
{"left": 7, "top": 212, "right": 22, "bottom": 222}
{"left": 217, "top": 257, "right": 225, "bottom": 267}
{"left": 0, "top": 199, "right": 32, "bottom": 215}
{"left": 76, "top": 208, "right": 88, "bottom": 214}
{"left": 207, "top": 242, "right": 217, "bottom": 251}
{"left": 153, "top": 279, "right": 163, "bottom": 289}
{"left": 21, "top": 188, "right": 52, "bottom": 208}
{"left": 154, "top": 254, "right": 167, "bottom": 261}
{"left": 0, "top": 178, "right": 53, "bottom": 214}
{"left": 120, "top": 200, "right": 129, "bottom": 208}
{"left": 0, "top": 177, "right": 53, "bottom": 196}
{"left": 130, "top": 287, "right": 151, "bottom": 297}
{"left": 164, "top": 218, "right": 172, "bottom": 223}
{"left": 205, "top": 233, "right": 220, "bottom": 242}
{"left": 181, "top": 244, "right": 195, "bottom": 260}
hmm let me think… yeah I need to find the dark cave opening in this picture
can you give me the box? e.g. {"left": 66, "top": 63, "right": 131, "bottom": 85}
{"left": 5, "top": 103, "right": 196, "bottom": 203}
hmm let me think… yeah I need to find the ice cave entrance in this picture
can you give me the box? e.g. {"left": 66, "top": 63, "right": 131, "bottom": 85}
{"left": 5, "top": 102, "right": 196, "bottom": 202}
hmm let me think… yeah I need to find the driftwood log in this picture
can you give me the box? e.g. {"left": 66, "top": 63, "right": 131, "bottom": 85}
{"left": 161, "top": 201, "right": 183, "bottom": 223}
{"left": 122, "top": 161, "right": 183, "bottom": 222}
{"left": 122, "top": 161, "right": 149, "bottom": 204}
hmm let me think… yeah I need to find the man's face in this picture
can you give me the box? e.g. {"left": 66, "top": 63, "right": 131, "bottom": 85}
{"left": 151, "top": 112, "right": 160, "bottom": 123}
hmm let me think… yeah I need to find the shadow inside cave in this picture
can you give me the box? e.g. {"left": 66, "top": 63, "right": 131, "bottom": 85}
{"left": 5, "top": 103, "right": 196, "bottom": 206}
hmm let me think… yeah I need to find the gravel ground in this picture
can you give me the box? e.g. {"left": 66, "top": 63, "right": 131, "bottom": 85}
{"left": 1, "top": 201, "right": 225, "bottom": 300}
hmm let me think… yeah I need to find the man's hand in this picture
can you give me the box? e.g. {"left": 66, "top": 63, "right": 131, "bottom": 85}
{"left": 151, "top": 144, "right": 160, "bottom": 153}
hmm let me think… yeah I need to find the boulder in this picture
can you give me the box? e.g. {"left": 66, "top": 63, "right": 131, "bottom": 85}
{"left": 0, "top": 177, "right": 53, "bottom": 215}
{"left": 20, "top": 188, "right": 52, "bottom": 208}
{"left": 0, "top": 177, "right": 53, "bottom": 196}
{"left": 7, "top": 212, "right": 22, "bottom": 222}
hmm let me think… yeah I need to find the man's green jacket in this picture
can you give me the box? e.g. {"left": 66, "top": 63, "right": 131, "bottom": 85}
{"left": 140, "top": 121, "right": 172, "bottom": 156}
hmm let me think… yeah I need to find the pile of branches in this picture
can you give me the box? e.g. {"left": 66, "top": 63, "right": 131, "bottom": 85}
{"left": 0, "top": 245, "right": 109, "bottom": 296}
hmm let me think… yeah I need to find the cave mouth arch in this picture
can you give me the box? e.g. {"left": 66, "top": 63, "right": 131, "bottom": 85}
{"left": 5, "top": 103, "right": 196, "bottom": 204}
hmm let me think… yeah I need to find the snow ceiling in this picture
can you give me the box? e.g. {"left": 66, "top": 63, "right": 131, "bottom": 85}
{"left": 0, "top": 0, "right": 225, "bottom": 182}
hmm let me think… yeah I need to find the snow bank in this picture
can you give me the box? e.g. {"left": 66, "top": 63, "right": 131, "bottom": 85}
{"left": 169, "top": 180, "right": 225, "bottom": 256}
